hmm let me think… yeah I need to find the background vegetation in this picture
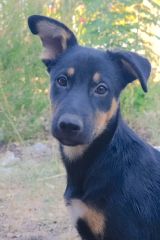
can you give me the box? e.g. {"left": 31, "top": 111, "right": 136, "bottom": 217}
{"left": 0, "top": 0, "right": 160, "bottom": 145}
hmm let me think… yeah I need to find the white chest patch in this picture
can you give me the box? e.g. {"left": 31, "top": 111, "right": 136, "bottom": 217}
{"left": 62, "top": 145, "right": 88, "bottom": 160}
{"left": 66, "top": 198, "right": 105, "bottom": 236}
{"left": 67, "top": 199, "right": 85, "bottom": 225}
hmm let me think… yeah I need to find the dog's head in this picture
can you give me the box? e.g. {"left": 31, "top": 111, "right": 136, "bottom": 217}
{"left": 28, "top": 15, "right": 151, "bottom": 147}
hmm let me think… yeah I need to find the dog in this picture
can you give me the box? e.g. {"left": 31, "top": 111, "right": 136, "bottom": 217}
{"left": 28, "top": 15, "right": 160, "bottom": 240}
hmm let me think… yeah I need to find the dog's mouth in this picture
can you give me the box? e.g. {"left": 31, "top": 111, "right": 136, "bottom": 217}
{"left": 53, "top": 132, "right": 88, "bottom": 146}
{"left": 56, "top": 137, "right": 84, "bottom": 146}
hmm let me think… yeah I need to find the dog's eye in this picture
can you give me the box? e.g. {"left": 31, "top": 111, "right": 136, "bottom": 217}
{"left": 95, "top": 84, "right": 108, "bottom": 95}
{"left": 56, "top": 75, "right": 68, "bottom": 87}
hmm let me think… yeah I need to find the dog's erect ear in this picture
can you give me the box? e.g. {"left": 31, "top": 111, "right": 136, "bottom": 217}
{"left": 108, "top": 50, "right": 151, "bottom": 92}
{"left": 28, "top": 15, "right": 77, "bottom": 67}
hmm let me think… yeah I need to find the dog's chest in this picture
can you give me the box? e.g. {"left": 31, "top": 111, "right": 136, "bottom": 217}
{"left": 66, "top": 198, "right": 106, "bottom": 238}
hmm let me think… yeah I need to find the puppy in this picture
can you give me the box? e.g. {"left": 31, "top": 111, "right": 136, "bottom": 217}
{"left": 28, "top": 15, "right": 160, "bottom": 240}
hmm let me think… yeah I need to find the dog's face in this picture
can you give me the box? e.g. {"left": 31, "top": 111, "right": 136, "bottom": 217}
{"left": 28, "top": 15, "right": 151, "bottom": 147}
{"left": 50, "top": 47, "right": 120, "bottom": 146}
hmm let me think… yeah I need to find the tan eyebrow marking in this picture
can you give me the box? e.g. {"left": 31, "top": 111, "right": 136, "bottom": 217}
{"left": 67, "top": 67, "right": 75, "bottom": 77}
{"left": 93, "top": 72, "right": 101, "bottom": 83}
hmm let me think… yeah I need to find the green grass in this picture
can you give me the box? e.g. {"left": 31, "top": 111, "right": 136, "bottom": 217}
{"left": 121, "top": 82, "right": 160, "bottom": 145}
{"left": 0, "top": 20, "right": 50, "bottom": 142}
{"left": 0, "top": 0, "right": 50, "bottom": 143}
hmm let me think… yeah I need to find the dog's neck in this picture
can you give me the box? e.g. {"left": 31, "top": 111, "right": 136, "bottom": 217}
{"left": 60, "top": 108, "right": 126, "bottom": 201}
{"left": 61, "top": 109, "right": 147, "bottom": 201}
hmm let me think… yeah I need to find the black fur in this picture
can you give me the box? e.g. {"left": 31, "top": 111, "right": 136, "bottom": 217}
{"left": 28, "top": 15, "right": 160, "bottom": 240}
{"left": 64, "top": 117, "right": 160, "bottom": 240}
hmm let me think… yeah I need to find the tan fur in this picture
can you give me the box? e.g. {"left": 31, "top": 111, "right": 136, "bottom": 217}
{"left": 40, "top": 47, "right": 56, "bottom": 60}
{"left": 63, "top": 145, "right": 88, "bottom": 160}
{"left": 93, "top": 72, "right": 101, "bottom": 83}
{"left": 37, "top": 20, "right": 71, "bottom": 60}
{"left": 68, "top": 199, "right": 105, "bottom": 236}
{"left": 94, "top": 98, "right": 118, "bottom": 137}
{"left": 67, "top": 67, "right": 75, "bottom": 77}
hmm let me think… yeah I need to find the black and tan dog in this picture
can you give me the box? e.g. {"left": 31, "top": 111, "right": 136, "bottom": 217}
{"left": 28, "top": 15, "right": 160, "bottom": 240}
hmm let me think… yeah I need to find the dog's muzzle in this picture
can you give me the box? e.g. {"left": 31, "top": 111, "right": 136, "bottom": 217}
{"left": 52, "top": 113, "right": 85, "bottom": 146}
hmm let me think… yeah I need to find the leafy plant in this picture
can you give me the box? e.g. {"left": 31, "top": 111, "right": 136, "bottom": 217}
{"left": 0, "top": 0, "right": 159, "bottom": 143}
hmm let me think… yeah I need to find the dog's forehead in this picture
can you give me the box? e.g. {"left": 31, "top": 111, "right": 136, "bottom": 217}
{"left": 56, "top": 46, "right": 115, "bottom": 77}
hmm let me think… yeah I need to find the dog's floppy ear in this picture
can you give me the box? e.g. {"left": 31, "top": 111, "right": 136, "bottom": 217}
{"left": 108, "top": 50, "right": 151, "bottom": 92}
{"left": 28, "top": 15, "right": 77, "bottom": 67}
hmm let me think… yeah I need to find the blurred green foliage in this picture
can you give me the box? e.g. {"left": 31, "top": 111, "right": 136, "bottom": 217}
{"left": 0, "top": 0, "right": 160, "bottom": 144}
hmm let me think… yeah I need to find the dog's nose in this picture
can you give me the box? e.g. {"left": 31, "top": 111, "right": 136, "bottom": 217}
{"left": 58, "top": 114, "right": 83, "bottom": 133}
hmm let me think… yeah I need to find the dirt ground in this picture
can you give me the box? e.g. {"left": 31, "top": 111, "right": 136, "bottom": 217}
{"left": 1, "top": 141, "right": 159, "bottom": 240}
{"left": 0, "top": 141, "right": 80, "bottom": 240}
